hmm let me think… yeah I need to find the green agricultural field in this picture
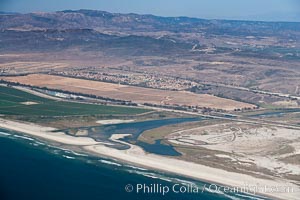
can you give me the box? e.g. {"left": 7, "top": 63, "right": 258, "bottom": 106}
{"left": 0, "top": 86, "right": 149, "bottom": 116}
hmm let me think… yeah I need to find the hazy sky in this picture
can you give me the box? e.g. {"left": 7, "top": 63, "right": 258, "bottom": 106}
{"left": 0, "top": 0, "right": 299, "bottom": 22}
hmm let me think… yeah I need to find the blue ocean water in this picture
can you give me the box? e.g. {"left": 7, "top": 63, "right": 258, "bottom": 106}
{"left": 0, "top": 129, "right": 269, "bottom": 200}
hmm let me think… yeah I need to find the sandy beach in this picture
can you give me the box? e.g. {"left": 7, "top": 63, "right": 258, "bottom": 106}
{"left": 0, "top": 118, "right": 299, "bottom": 200}
{"left": 0, "top": 118, "right": 99, "bottom": 146}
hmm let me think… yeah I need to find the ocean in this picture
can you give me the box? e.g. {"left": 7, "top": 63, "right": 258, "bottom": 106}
{"left": 0, "top": 129, "right": 268, "bottom": 200}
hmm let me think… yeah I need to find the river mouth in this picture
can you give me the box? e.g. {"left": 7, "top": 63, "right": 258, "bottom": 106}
{"left": 60, "top": 117, "right": 202, "bottom": 156}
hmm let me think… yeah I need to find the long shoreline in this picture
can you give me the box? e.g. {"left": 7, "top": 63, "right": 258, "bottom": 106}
{"left": 0, "top": 118, "right": 299, "bottom": 200}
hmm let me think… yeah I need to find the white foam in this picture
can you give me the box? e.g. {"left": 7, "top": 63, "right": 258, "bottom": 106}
{"left": 69, "top": 150, "right": 88, "bottom": 157}
{"left": 34, "top": 141, "right": 45, "bottom": 145}
{"left": 173, "top": 178, "right": 196, "bottom": 186}
{"left": 126, "top": 165, "right": 148, "bottom": 171}
{"left": 13, "top": 135, "right": 34, "bottom": 141}
{"left": 235, "top": 193, "right": 265, "bottom": 200}
{"left": 99, "top": 159, "right": 122, "bottom": 167}
{"left": 141, "top": 173, "right": 160, "bottom": 179}
{"left": 133, "top": 171, "right": 173, "bottom": 182}
{"left": 0, "top": 131, "right": 11, "bottom": 136}
{"left": 62, "top": 155, "right": 75, "bottom": 159}
{"left": 224, "top": 194, "right": 243, "bottom": 200}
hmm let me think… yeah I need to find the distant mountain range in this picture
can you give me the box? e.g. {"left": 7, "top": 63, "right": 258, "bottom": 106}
{"left": 0, "top": 10, "right": 299, "bottom": 60}
{"left": 1, "top": 9, "right": 299, "bottom": 36}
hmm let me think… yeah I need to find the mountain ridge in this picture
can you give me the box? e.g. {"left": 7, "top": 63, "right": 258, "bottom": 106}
{"left": 1, "top": 9, "right": 299, "bottom": 36}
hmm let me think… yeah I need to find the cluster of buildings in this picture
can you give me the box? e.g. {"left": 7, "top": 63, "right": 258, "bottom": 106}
{"left": 50, "top": 69, "right": 199, "bottom": 91}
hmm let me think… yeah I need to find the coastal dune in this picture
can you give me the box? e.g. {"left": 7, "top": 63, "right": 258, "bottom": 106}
{"left": 0, "top": 118, "right": 299, "bottom": 200}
